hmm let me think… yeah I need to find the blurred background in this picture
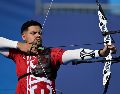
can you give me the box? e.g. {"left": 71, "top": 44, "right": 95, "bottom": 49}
{"left": 0, "top": 0, "right": 120, "bottom": 94}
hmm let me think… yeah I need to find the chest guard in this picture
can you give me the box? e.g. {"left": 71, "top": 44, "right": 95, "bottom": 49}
{"left": 31, "top": 47, "right": 57, "bottom": 80}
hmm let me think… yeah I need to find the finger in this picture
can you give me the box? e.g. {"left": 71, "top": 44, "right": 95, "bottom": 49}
{"left": 107, "top": 45, "right": 115, "bottom": 49}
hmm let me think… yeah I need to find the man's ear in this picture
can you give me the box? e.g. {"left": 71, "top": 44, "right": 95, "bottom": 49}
{"left": 22, "top": 33, "right": 26, "bottom": 41}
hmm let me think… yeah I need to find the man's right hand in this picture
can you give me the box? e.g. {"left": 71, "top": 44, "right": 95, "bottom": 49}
{"left": 17, "top": 42, "right": 32, "bottom": 53}
{"left": 17, "top": 42, "right": 39, "bottom": 54}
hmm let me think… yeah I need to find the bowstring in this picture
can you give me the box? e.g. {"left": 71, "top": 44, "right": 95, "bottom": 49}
{"left": 42, "top": 0, "right": 54, "bottom": 29}
{"left": 38, "top": 0, "right": 57, "bottom": 93}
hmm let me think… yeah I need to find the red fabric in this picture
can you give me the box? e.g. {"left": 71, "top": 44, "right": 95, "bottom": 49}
{"left": 8, "top": 48, "right": 65, "bottom": 94}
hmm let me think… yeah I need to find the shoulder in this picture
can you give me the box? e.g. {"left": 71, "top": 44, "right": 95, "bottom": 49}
{"left": 8, "top": 48, "right": 25, "bottom": 59}
{"left": 50, "top": 48, "right": 65, "bottom": 57}
{"left": 50, "top": 48, "right": 65, "bottom": 53}
{"left": 9, "top": 48, "right": 22, "bottom": 54}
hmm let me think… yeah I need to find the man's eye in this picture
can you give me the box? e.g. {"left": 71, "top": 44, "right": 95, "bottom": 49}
{"left": 30, "top": 32, "right": 36, "bottom": 35}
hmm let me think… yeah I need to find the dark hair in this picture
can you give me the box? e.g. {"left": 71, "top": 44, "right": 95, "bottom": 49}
{"left": 21, "top": 20, "right": 42, "bottom": 34}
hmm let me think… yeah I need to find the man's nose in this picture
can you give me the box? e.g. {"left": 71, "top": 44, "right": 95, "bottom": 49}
{"left": 35, "top": 34, "right": 41, "bottom": 41}
{"left": 36, "top": 32, "right": 41, "bottom": 37}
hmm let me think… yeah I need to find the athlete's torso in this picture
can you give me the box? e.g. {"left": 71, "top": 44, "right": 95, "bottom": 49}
{"left": 8, "top": 48, "right": 64, "bottom": 94}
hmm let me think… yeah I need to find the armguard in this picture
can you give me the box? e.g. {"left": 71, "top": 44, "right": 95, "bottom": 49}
{"left": 62, "top": 48, "right": 100, "bottom": 64}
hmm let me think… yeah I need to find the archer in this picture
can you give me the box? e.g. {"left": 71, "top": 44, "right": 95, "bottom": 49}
{"left": 0, "top": 20, "right": 116, "bottom": 94}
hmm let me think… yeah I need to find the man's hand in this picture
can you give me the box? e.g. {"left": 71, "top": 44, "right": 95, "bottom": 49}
{"left": 17, "top": 42, "right": 38, "bottom": 54}
{"left": 99, "top": 44, "right": 116, "bottom": 57}
{"left": 17, "top": 42, "right": 31, "bottom": 53}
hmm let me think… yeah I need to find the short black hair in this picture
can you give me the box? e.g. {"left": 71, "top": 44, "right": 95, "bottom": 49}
{"left": 21, "top": 20, "right": 42, "bottom": 34}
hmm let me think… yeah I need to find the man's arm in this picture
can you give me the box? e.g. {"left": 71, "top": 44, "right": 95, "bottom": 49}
{"left": 0, "top": 37, "right": 32, "bottom": 57}
{"left": 62, "top": 45, "right": 116, "bottom": 64}
{"left": 0, "top": 37, "right": 18, "bottom": 57}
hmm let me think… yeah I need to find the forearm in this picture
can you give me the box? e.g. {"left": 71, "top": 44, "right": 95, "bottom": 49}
{"left": 62, "top": 48, "right": 101, "bottom": 64}
{"left": 0, "top": 37, "right": 18, "bottom": 48}
{"left": 0, "top": 37, "right": 32, "bottom": 55}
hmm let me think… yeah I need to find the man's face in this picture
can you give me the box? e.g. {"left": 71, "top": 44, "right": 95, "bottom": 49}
{"left": 22, "top": 25, "right": 42, "bottom": 45}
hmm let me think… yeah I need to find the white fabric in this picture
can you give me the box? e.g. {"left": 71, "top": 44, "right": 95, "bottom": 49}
{"left": 0, "top": 37, "right": 18, "bottom": 48}
{"left": 62, "top": 48, "right": 100, "bottom": 64}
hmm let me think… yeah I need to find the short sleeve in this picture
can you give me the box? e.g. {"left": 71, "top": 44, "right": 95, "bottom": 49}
{"left": 50, "top": 48, "right": 65, "bottom": 65}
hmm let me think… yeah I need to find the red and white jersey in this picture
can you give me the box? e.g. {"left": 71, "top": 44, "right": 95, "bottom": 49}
{"left": 8, "top": 48, "right": 65, "bottom": 94}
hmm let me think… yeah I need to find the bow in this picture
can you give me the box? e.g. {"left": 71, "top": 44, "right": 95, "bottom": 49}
{"left": 42, "top": 1, "right": 115, "bottom": 94}
{"left": 96, "top": 0, "right": 114, "bottom": 93}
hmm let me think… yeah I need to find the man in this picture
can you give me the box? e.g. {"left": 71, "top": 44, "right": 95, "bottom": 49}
{"left": 0, "top": 20, "right": 116, "bottom": 94}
